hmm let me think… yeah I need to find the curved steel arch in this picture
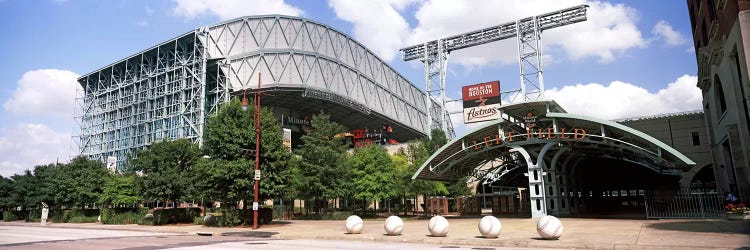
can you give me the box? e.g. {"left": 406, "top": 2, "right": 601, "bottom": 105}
{"left": 202, "top": 15, "right": 437, "bottom": 135}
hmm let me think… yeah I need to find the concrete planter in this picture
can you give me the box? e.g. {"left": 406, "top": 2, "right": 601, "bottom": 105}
{"left": 726, "top": 213, "right": 750, "bottom": 220}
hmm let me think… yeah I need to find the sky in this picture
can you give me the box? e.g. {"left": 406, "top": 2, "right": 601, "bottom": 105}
{"left": 0, "top": 0, "right": 701, "bottom": 177}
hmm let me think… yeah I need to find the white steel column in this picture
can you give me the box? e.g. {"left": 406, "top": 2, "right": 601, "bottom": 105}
{"left": 423, "top": 42, "right": 432, "bottom": 138}
{"left": 511, "top": 142, "right": 555, "bottom": 218}
{"left": 438, "top": 39, "right": 449, "bottom": 136}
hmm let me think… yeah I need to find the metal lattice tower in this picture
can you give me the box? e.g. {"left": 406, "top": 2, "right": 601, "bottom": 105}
{"left": 400, "top": 5, "right": 588, "bottom": 137}
{"left": 422, "top": 40, "right": 451, "bottom": 137}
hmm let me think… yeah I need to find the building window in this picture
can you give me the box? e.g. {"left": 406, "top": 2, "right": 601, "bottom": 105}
{"left": 692, "top": 132, "right": 700, "bottom": 146}
{"left": 714, "top": 74, "right": 727, "bottom": 114}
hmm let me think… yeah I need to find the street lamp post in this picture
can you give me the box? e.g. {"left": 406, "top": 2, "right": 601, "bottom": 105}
{"left": 242, "top": 73, "right": 262, "bottom": 230}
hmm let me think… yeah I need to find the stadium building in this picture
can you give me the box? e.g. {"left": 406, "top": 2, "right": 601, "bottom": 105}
{"left": 76, "top": 9, "right": 736, "bottom": 219}
{"left": 688, "top": 0, "right": 750, "bottom": 202}
{"left": 76, "top": 15, "right": 445, "bottom": 170}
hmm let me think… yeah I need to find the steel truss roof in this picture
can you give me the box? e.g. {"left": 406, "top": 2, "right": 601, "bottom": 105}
{"left": 76, "top": 15, "right": 434, "bottom": 169}
{"left": 412, "top": 100, "right": 696, "bottom": 182}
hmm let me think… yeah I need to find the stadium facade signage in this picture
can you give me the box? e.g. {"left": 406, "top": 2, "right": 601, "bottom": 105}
{"left": 524, "top": 111, "right": 538, "bottom": 128}
{"left": 285, "top": 116, "right": 310, "bottom": 126}
{"left": 471, "top": 128, "right": 587, "bottom": 150}
{"left": 462, "top": 81, "right": 501, "bottom": 123}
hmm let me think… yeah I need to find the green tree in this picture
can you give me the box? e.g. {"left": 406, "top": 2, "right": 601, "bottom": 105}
{"left": 99, "top": 174, "right": 142, "bottom": 207}
{"left": 396, "top": 138, "right": 449, "bottom": 214}
{"left": 128, "top": 139, "right": 201, "bottom": 205}
{"left": 424, "top": 129, "right": 449, "bottom": 154}
{"left": 447, "top": 176, "right": 472, "bottom": 197}
{"left": 191, "top": 158, "right": 252, "bottom": 205}
{"left": 57, "top": 157, "right": 108, "bottom": 207}
{"left": 391, "top": 152, "right": 411, "bottom": 215}
{"left": 0, "top": 176, "right": 11, "bottom": 210}
{"left": 349, "top": 145, "right": 397, "bottom": 215}
{"left": 7, "top": 170, "right": 37, "bottom": 209}
{"left": 29, "top": 164, "right": 60, "bottom": 207}
{"left": 201, "top": 98, "right": 294, "bottom": 202}
{"left": 203, "top": 98, "right": 254, "bottom": 161}
{"left": 293, "top": 111, "right": 348, "bottom": 213}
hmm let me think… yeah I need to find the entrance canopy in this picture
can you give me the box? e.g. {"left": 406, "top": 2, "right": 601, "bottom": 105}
{"left": 412, "top": 100, "right": 696, "bottom": 182}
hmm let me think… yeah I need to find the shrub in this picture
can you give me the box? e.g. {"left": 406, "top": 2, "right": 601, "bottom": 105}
{"left": 25, "top": 209, "right": 64, "bottom": 222}
{"left": 49, "top": 210, "right": 65, "bottom": 223}
{"left": 27, "top": 209, "right": 41, "bottom": 222}
{"left": 62, "top": 209, "right": 100, "bottom": 223}
{"left": 193, "top": 215, "right": 204, "bottom": 225}
{"left": 151, "top": 208, "right": 202, "bottom": 225}
{"left": 67, "top": 216, "right": 98, "bottom": 223}
{"left": 199, "top": 208, "right": 274, "bottom": 227}
{"left": 101, "top": 208, "right": 148, "bottom": 224}
{"left": 202, "top": 209, "right": 243, "bottom": 227}
{"left": 220, "top": 209, "right": 243, "bottom": 227}
{"left": 142, "top": 214, "right": 154, "bottom": 225}
{"left": 203, "top": 214, "right": 218, "bottom": 226}
{"left": 259, "top": 207, "right": 273, "bottom": 224}
{"left": 3, "top": 210, "right": 28, "bottom": 222}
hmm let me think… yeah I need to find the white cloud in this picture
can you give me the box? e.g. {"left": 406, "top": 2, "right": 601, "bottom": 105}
{"left": 172, "top": 0, "right": 303, "bottom": 20}
{"left": 545, "top": 1, "right": 646, "bottom": 63}
{"left": 685, "top": 46, "right": 696, "bottom": 54}
{"left": 136, "top": 20, "right": 149, "bottom": 26}
{"left": 328, "top": 0, "right": 416, "bottom": 61}
{"left": 329, "top": 0, "right": 645, "bottom": 65}
{"left": 3, "top": 69, "right": 79, "bottom": 118}
{"left": 651, "top": 20, "right": 686, "bottom": 46}
{"left": 543, "top": 74, "right": 701, "bottom": 120}
{"left": 0, "top": 123, "right": 71, "bottom": 177}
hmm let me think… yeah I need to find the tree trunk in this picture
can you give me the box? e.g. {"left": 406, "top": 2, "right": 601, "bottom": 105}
{"left": 387, "top": 199, "right": 391, "bottom": 214}
{"left": 361, "top": 199, "right": 367, "bottom": 217}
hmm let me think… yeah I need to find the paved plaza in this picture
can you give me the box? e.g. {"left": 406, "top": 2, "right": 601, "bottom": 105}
{"left": 2, "top": 217, "right": 749, "bottom": 249}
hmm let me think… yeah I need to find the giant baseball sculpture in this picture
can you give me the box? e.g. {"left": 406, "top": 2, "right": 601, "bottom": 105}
{"left": 536, "top": 215, "right": 563, "bottom": 239}
{"left": 478, "top": 216, "right": 502, "bottom": 238}
{"left": 345, "top": 215, "right": 364, "bottom": 234}
{"left": 384, "top": 215, "right": 404, "bottom": 235}
{"left": 428, "top": 216, "right": 449, "bottom": 237}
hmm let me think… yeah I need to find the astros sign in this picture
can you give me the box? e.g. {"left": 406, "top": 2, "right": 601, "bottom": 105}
{"left": 463, "top": 81, "right": 501, "bottom": 123}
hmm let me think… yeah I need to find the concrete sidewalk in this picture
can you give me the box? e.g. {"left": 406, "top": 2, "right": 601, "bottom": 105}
{"left": 2, "top": 217, "right": 749, "bottom": 249}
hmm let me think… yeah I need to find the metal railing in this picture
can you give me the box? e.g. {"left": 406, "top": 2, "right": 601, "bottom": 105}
{"left": 644, "top": 189, "right": 725, "bottom": 219}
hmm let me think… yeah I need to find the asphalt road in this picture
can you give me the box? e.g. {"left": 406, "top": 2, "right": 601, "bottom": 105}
{"left": 0, "top": 225, "right": 541, "bottom": 250}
